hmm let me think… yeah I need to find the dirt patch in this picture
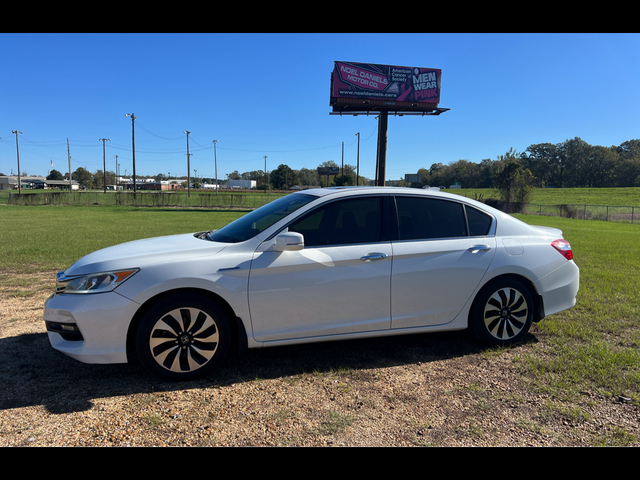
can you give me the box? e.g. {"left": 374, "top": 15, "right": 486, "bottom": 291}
{"left": 1, "top": 271, "right": 638, "bottom": 446}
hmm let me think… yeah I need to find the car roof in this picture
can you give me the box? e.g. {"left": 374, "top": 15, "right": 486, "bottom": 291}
{"left": 293, "top": 186, "right": 463, "bottom": 201}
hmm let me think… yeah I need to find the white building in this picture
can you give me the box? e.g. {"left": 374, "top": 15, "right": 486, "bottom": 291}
{"left": 229, "top": 179, "right": 256, "bottom": 189}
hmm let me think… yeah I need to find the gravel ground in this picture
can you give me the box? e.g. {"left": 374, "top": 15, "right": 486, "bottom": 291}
{"left": 1, "top": 270, "right": 638, "bottom": 446}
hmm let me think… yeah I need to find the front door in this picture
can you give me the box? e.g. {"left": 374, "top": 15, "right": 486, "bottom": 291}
{"left": 248, "top": 195, "right": 392, "bottom": 342}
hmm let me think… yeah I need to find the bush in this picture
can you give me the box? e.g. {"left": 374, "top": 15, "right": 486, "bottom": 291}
{"left": 495, "top": 162, "right": 534, "bottom": 205}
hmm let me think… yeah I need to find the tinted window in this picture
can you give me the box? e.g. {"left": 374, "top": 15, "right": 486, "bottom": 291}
{"left": 288, "top": 196, "right": 383, "bottom": 247}
{"left": 395, "top": 196, "right": 467, "bottom": 240}
{"left": 465, "top": 205, "right": 492, "bottom": 236}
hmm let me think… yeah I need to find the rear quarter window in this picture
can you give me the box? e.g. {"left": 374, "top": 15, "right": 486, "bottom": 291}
{"left": 465, "top": 206, "right": 492, "bottom": 236}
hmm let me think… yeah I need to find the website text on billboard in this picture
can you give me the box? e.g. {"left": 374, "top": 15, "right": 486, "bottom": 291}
{"left": 332, "top": 61, "right": 441, "bottom": 104}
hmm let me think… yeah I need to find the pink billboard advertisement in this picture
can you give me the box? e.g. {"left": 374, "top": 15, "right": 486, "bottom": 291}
{"left": 331, "top": 61, "right": 441, "bottom": 104}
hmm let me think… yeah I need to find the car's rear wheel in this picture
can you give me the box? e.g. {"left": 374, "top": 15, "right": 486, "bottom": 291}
{"left": 470, "top": 279, "right": 534, "bottom": 346}
{"left": 136, "top": 294, "right": 230, "bottom": 381}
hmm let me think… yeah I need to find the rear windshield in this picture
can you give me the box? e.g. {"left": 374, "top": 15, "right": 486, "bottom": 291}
{"left": 207, "top": 194, "right": 316, "bottom": 243}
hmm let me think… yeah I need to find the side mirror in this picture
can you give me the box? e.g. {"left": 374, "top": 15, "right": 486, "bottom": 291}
{"left": 272, "top": 232, "right": 304, "bottom": 251}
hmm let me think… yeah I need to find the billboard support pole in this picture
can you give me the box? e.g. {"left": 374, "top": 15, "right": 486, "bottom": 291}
{"left": 376, "top": 111, "right": 388, "bottom": 186}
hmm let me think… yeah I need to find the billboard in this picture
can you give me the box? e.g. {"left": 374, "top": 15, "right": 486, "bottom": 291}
{"left": 331, "top": 61, "right": 441, "bottom": 112}
{"left": 317, "top": 167, "right": 340, "bottom": 176}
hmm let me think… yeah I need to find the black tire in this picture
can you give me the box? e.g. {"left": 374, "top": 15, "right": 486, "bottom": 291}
{"left": 469, "top": 278, "right": 534, "bottom": 346}
{"left": 135, "top": 294, "right": 231, "bottom": 381}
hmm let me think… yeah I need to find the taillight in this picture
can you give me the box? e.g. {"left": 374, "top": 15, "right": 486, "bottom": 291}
{"left": 551, "top": 239, "right": 573, "bottom": 260}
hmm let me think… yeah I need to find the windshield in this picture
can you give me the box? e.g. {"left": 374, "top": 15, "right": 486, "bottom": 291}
{"left": 207, "top": 194, "right": 316, "bottom": 243}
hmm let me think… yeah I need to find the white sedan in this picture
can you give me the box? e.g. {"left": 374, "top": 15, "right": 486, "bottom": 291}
{"left": 44, "top": 187, "right": 579, "bottom": 381}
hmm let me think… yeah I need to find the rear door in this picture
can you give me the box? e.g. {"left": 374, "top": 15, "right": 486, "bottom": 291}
{"left": 390, "top": 196, "right": 496, "bottom": 328}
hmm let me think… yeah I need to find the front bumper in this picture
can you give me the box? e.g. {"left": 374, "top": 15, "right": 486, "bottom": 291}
{"left": 43, "top": 291, "right": 139, "bottom": 364}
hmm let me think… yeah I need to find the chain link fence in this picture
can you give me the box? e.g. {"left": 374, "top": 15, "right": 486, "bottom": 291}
{"left": 7, "top": 191, "right": 288, "bottom": 209}
{"left": 520, "top": 203, "right": 639, "bottom": 223}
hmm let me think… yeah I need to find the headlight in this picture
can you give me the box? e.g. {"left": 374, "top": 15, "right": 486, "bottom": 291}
{"left": 60, "top": 269, "right": 139, "bottom": 294}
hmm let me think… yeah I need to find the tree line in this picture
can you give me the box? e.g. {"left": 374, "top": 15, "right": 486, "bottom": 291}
{"left": 45, "top": 161, "right": 371, "bottom": 191}
{"left": 44, "top": 138, "right": 640, "bottom": 191}
{"left": 416, "top": 138, "right": 640, "bottom": 189}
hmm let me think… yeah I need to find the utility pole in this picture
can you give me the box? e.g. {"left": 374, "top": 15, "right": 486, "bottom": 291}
{"left": 12, "top": 130, "right": 22, "bottom": 194}
{"left": 184, "top": 131, "right": 191, "bottom": 197}
{"left": 114, "top": 155, "right": 119, "bottom": 189}
{"left": 212, "top": 140, "right": 218, "bottom": 196}
{"left": 355, "top": 132, "right": 360, "bottom": 186}
{"left": 67, "top": 138, "right": 72, "bottom": 191}
{"left": 125, "top": 113, "right": 137, "bottom": 198}
{"left": 99, "top": 138, "right": 111, "bottom": 193}
{"left": 264, "top": 156, "right": 268, "bottom": 194}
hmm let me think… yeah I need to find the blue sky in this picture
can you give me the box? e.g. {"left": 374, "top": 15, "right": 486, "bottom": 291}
{"left": 2, "top": 33, "right": 639, "bottom": 182}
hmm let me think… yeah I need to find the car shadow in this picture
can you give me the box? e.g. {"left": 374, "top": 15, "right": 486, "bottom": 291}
{"left": 0, "top": 330, "right": 537, "bottom": 414}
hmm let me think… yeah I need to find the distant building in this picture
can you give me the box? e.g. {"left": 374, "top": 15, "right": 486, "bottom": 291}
{"left": 43, "top": 179, "right": 80, "bottom": 190}
{"left": 229, "top": 179, "right": 256, "bottom": 189}
{"left": 1, "top": 176, "right": 80, "bottom": 190}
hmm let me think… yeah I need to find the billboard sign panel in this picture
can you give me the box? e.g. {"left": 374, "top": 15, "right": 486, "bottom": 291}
{"left": 318, "top": 167, "right": 340, "bottom": 175}
{"left": 331, "top": 61, "right": 441, "bottom": 106}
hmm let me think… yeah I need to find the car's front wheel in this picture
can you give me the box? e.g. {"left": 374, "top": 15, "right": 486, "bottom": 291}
{"left": 469, "top": 279, "right": 534, "bottom": 346}
{"left": 136, "top": 294, "right": 230, "bottom": 381}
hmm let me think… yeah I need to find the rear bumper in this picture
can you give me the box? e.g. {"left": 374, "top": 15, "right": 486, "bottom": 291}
{"left": 536, "top": 260, "right": 580, "bottom": 317}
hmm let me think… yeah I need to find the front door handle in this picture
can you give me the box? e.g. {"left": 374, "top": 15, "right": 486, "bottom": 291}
{"left": 360, "top": 252, "right": 388, "bottom": 261}
{"left": 468, "top": 245, "right": 491, "bottom": 253}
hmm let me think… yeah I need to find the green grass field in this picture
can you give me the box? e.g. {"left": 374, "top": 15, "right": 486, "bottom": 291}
{"left": 513, "top": 214, "right": 640, "bottom": 403}
{"left": 2, "top": 197, "right": 640, "bottom": 425}
{"left": 0, "top": 205, "right": 247, "bottom": 272}
{"left": 454, "top": 187, "right": 640, "bottom": 206}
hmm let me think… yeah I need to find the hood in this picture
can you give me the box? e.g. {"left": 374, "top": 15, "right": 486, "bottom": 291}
{"left": 65, "top": 233, "right": 228, "bottom": 276}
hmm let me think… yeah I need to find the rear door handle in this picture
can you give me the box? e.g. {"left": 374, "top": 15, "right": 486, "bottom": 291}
{"left": 468, "top": 245, "right": 491, "bottom": 253}
{"left": 360, "top": 253, "right": 387, "bottom": 261}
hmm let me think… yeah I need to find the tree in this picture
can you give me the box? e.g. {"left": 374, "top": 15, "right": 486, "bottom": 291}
{"left": 523, "top": 143, "right": 558, "bottom": 187}
{"left": 557, "top": 137, "right": 590, "bottom": 188}
{"left": 72, "top": 167, "right": 93, "bottom": 189}
{"left": 495, "top": 161, "right": 535, "bottom": 206}
{"left": 615, "top": 156, "right": 640, "bottom": 187}
{"left": 334, "top": 164, "right": 357, "bottom": 186}
{"left": 616, "top": 139, "right": 640, "bottom": 160}
{"left": 270, "top": 164, "right": 297, "bottom": 190}
{"left": 429, "top": 162, "right": 446, "bottom": 186}
{"left": 478, "top": 159, "right": 498, "bottom": 188}
{"left": 47, "top": 169, "right": 64, "bottom": 181}
{"left": 585, "top": 146, "right": 618, "bottom": 187}
{"left": 298, "top": 168, "right": 318, "bottom": 186}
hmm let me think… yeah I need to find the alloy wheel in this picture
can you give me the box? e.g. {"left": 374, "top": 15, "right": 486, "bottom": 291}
{"left": 149, "top": 307, "right": 219, "bottom": 373}
{"left": 483, "top": 287, "right": 529, "bottom": 341}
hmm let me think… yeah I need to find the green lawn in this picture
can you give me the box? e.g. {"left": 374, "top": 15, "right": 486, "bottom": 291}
{"left": 0, "top": 205, "right": 247, "bottom": 272}
{"left": 514, "top": 214, "right": 640, "bottom": 403}
{"left": 453, "top": 187, "right": 640, "bottom": 206}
